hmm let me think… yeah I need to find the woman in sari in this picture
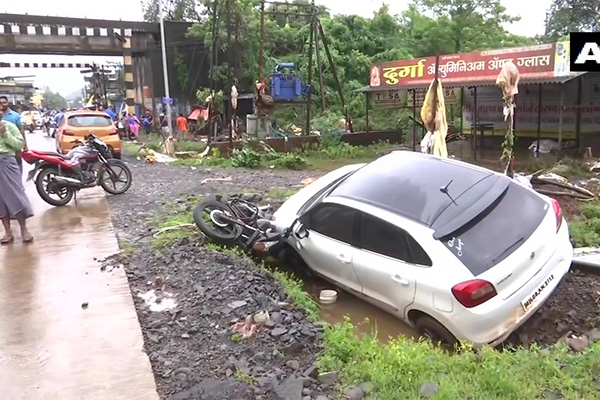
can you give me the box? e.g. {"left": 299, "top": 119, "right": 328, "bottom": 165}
{"left": 0, "top": 120, "right": 33, "bottom": 244}
{"left": 128, "top": 114, "right": 140, "bottom": 139}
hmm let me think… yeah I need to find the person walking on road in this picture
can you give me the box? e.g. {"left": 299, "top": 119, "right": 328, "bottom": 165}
{"left": 0, "top": 120, "right": 33, "bottom": 244}
{"left": 0, "top": 95, "right": 26, "bottom": 171}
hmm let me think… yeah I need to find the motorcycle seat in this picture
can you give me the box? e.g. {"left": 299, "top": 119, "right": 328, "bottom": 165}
{"left": 32, "top": 150, "right": 71, "bottom": 159}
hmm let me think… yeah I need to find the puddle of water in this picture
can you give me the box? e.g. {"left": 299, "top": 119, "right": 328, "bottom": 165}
{"left": 304, "top": 279, "right": 416, "bottom": 343}
{"left": 138, "top": 289, "right": 177, "bottom": 312}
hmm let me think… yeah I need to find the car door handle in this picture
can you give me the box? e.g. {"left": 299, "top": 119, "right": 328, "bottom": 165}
{"left": 391, "top": 275, "right": 409, "bottom": 286}
{"left": 337, "top": 254, "right": 351, "bottom": 264}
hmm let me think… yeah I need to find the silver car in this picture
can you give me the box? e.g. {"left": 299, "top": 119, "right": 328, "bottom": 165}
{"left": 272, "top": 151, "right": 573, "bottom": 346}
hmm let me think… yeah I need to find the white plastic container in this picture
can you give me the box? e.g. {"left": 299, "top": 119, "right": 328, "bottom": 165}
{"left": 319, "top": 289, "right": 338, "bottom": 304}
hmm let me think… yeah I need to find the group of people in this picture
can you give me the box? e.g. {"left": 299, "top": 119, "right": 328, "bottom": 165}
{"left": 0, "top": 96, "right": 33, "bottom": 244}
{"left": 100, "top": 105, "right": 154, "bottom": 139}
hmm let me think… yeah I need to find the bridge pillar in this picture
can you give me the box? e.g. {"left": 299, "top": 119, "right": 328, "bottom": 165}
{"left": 122, "top": 37, "right": 135, "bottom": 115}
{"left": 132, "top": 55, "right": 155, "bottom": 113}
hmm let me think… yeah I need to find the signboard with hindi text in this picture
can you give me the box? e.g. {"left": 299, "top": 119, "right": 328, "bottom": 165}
{"left": 369, "top": 43, "right": 558, "bottom": 89}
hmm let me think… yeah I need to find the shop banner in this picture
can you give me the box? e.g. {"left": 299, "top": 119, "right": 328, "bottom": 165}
{"left": 370, "top": 43, "right": 558, "bottom": 88}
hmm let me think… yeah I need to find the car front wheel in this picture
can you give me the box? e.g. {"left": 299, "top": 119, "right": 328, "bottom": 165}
{"left": 415, "top": 315, "right": 457, "bottom": 348}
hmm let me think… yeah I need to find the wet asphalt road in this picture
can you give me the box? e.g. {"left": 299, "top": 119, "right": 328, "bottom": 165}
{"left": 0, "top": 131, "right": 157, "bottom": 399}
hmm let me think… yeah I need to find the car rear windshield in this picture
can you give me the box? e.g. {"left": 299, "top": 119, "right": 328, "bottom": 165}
{"left": 440, "top": 182, "right": 548, "bottom": 275}
{"left": 68, "top": 115, "right": 113, "bottom": 128}
{"left": 329, "top": 152, "right": 493, "bottom": 226}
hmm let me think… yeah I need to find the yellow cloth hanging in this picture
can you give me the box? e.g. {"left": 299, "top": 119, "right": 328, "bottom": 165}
{"left": 420, "top": 78, "right": 448, "bottom": 157}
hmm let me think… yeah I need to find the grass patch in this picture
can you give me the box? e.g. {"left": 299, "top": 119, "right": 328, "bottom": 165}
{"left": 174, "top": 140, "right": 207, "bottom": 153}
{"left": 569, "top": 202, "right": 600, "bottom": 247}
{"left": 318, "top": 318, "right": 600, "bottom": 399}
{"left": 268, "top": 269, "right": 320, "bottom": 321}
{"left": 152, "top": 212, "right": 197, "bottom": 248}
{"left": 265, "top": 187, "right": 299, "bottom": 200}
{"left": 118, "top": 238, "right": 136, "bottom": 256}
{"left": 166, "top": 140, "right": 397, "bottom": 172}
{"left": 234, "top": 370, "right": 256, "bottom": 385}
{"left": 231, "top": 332, "right": 243, "bottom": 343}
{"left": 122, "top": 142, "right": 141, "bottom": 157}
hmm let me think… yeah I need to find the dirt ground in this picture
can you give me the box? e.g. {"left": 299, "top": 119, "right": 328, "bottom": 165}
{"left": 105, "top": 153, "right": 600, "bottom": 397}
{"left": 105, "top": 159, "right": 333, "bottom": 399}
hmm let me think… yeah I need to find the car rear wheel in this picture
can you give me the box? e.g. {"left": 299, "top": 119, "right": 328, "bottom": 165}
{"left": 415, "top": 316, "right": 457, "bottom": 348}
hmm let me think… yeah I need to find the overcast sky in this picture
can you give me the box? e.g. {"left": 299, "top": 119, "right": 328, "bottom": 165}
{"left": 2, "top": 0, "right": 553, "bottom": 96}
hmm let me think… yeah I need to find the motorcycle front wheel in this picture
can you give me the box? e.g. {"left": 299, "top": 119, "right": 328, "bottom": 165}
{"left": 99, "top": 159, "right": 132, "bottom": 194}
{"left": 36, "top": 168, "right": 74, "bottom": 206}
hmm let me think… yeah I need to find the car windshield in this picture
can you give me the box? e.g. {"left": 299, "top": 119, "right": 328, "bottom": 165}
{"left": 68, "top": 115, "right": 113, "bottom": 128}
{"left": 440, "top": 182, "right": 548, "bottom": 275}
{"left": 329, "top": 151, "right": 494, "bottom": 226}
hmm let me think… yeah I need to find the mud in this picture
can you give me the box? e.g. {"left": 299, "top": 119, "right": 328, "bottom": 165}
{"left": 508, "top": 269, "right": 600, "bottom": 347}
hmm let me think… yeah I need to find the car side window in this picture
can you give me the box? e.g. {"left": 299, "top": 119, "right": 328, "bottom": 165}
{"left": 359, "top": 213, "right": 432, "bottom": 266}
{"left": 307, "top": 204, "right": 355, "bottom": 244}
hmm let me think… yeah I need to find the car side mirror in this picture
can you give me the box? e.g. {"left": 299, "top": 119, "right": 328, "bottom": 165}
{"left": 294, "top": 222, "right": 309, "bottom": 239}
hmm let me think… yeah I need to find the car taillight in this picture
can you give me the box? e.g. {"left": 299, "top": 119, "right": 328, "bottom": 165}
{"left": 551, "top": 198, "right": 562, "bottom": 232}
{"left": 62, "top": 129, "right": 74, "bottom": 136}
{"left": 109, "top": 126, "right": 118, "bottom": 135}
{"left": 451, "top": 279, "right": 497, "bottom": 308}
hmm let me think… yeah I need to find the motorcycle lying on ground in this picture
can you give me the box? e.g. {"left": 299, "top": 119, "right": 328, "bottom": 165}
{"left": 22, "top": 134, "right": 133, "bottom": 207}
{"left": 193, "top": 196, "right": 294, "bottom": 258}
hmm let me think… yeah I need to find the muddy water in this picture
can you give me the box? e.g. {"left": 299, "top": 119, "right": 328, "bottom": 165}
{"left": 303, "top": 278, "right": 416, "bottom": 342}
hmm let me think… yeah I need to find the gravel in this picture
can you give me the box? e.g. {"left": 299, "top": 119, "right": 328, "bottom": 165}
{"left": 104, "top": 156, "right": 331, "bottom": 399}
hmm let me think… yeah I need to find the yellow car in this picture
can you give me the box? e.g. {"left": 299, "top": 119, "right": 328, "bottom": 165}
{"left": 56, "top": 110, "right": 122, "bottom": 159}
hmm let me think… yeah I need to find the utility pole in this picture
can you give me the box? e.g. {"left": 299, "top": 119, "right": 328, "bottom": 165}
{"left": 159, "top": 0, "right": 173, "bottom": 139}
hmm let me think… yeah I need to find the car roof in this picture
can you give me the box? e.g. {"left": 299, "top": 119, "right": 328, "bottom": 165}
{"left": 66, "top": 110, "right": 109, "bottom": 116}
{"left": 328, "top": 151, "right": 500, "bottom": 227}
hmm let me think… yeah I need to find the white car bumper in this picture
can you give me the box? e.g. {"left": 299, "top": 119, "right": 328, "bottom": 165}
{"left": 446, "top": 222, "right": 573, "bottom": 347}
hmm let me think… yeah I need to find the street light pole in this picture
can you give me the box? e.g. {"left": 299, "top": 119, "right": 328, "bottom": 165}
{"left": 159, "top": 1, "right": 173, "bottom": 139}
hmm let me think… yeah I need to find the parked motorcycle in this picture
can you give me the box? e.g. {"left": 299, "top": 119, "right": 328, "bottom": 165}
{"left": 21, "top": 134, "right": 133, "bottom": 207}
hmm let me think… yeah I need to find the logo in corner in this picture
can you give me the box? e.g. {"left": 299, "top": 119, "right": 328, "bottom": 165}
{"left": 570, "top": 32, "right": 600, "bottom": 72}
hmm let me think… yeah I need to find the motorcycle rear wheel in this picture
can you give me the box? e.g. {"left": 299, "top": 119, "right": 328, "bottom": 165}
{"left": 193, "top": 200, "right": 243, "bottom": 245}
{"left": 36, "top": 168, "right": 74, "bottom": 207}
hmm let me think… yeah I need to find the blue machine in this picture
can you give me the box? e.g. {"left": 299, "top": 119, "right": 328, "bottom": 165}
{"left": 270, "top": 62, "right": 303, "bottom": 101}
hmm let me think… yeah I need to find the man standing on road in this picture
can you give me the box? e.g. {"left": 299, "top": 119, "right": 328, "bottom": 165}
{"left": 0, "top": 95, "right": 26, "bottom": 171}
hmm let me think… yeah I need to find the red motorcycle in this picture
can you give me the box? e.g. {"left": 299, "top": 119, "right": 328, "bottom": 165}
{"left": 21, "top": 134, "right": 133, "bottom": 207}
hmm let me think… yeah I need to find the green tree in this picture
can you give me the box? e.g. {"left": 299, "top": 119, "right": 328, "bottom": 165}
{"left": 416, "top": 0, "right": 530, "bottom": 53}
{"left": 141, "top": 0, "right": 201, "bottom": 22}
{"left": 43, "top": 88, "right": 67, "bottom": 109}
{"left": 149, "top": 0, "right": 537, "bottom": 131}
{"left": 544, "top": 0, "right": 600, "bottom": 40}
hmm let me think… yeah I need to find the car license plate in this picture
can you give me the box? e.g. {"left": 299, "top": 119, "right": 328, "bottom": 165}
{"left": 521, "top": 274, "right": 555, "bottom": 312}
